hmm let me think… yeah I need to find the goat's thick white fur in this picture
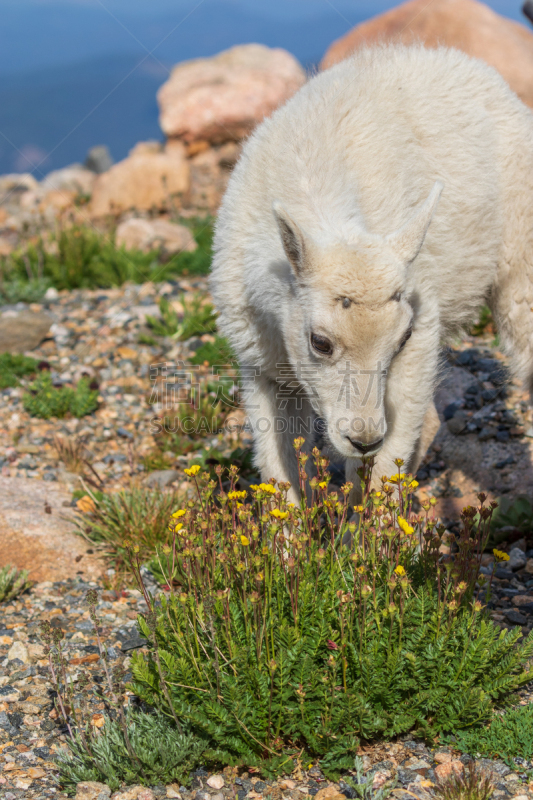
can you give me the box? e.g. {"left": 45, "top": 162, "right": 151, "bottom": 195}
{"left": 211, "top": 44, "right": 533, "bottom": 501}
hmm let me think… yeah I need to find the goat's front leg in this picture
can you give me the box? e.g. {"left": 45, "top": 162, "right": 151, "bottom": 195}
{"left": 243, "top": 373, "right": 317, "bottom": 504}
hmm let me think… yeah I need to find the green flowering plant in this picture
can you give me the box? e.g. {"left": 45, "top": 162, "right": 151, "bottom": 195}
{"left": 124, "top": 441, "right": 533, "bottom": 778}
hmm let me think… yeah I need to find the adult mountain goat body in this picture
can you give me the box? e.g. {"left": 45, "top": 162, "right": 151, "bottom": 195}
{"left": 211, "top": 45, "right": 533, "bottom": 501}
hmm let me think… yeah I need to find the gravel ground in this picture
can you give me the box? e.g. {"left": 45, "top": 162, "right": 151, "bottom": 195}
{"left": 3, "top": 284, "right": 533, "bottom": 798}
{"left": 1, "top": 576, "right": 533, "bottom": 800}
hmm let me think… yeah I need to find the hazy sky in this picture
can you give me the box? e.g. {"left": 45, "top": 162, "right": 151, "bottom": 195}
{"left": 2, "top": 0, "right": 526, "bottom": 22}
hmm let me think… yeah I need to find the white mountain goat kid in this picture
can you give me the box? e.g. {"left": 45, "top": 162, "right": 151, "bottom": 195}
{"left": 211, "top": 45, "right": 533, "bottom": 502}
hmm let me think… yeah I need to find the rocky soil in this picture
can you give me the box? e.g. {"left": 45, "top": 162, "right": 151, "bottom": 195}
{"left": 1, "top": 576, "right": 533, "bottom": 800}
{"left": 2, "top": 281, "right": 533, "bottom": 797}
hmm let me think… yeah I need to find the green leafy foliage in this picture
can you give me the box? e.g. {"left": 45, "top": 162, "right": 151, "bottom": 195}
{"left": 0, "top": 277, "right": 52, "bottom": 304}
{"left": 0, "top": 352, "right": 38, "bottom": 389}
{"left": 146, "top": 293, "right": 217, "bottom": 339}
{"left": 490, "top": 495, "right": 533, "bottom": 536}
{"left": 0, "top": 219, "right": 213, "bottom": 296}
{"left": 22, "top": 372, "right": 98, "bottom": 419}
{"left": 127, "top": 451, "right": 533, "bottom": 779}
{"left": 57, "top": 711, "right": 208, "bottom": 795}
{"left": 450, "top": 704, "right": 533, "bottom": 766}
{"left": 0, "top": 565, "right": 33, "bottom": 603}
{"left": 189, "top": 335, "right": 234, "bottom": 367}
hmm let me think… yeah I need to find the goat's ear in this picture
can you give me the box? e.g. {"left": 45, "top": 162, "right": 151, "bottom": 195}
{"left": 272, "top": 201, "right": 307, "bottom": 275}
{"left": 386, "top": 181, "right": 443, "bottom": 265}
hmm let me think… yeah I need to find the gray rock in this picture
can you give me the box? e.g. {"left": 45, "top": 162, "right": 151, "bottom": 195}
{"left": 0, "top": 310, "right": 52, "bottom": 354}
{"left": 478, "top": 426, "right": 496, "bottom": 440}
{"left": 508, "top": 547, "right": 527, "bottom": 571}
{"left": 447, "top": 412, "right": 468, "bottom": 435}
{"left": 84, "top": 145, "right": 113, "bottom": 174}
{"left": 503, "top": 608, "right": 527, "bottom": 625}
{"left": 143, "top": 469, "right": 180, "bottom": 488}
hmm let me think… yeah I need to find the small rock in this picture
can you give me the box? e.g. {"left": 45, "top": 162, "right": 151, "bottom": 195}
{"left": 525, "top": 558, "right": 533, "bottom": 575}
{"left": 144, "top": 469, "right": 180, "bottom": 488}
{"left": 478, "top": 426, "right": 496, "bottom": 440}
{"left": 158, "top": 43, "right": 305, "bottom": 143}
{"left": 116, "top": 218, "right": 197, "bottom": 255}
{"left": 166, "top": 788, "right": 181, "bottom": 799}
{"left": 42, "top": 166, "right": 96, "bottom": 195}
{"left": 0, "top": 310, "right": 52, "bottom": 354}
{"left": 446, "top": 412, "right": 468, "bottom": 435}
{"left": 111, "top": 787, "right": 155, "bottom": 800}
{"left": 434, "top": 761, "right": 464, "bottom": 781}
{"left": 434, "top": 750, "right": 453, "bottom": 764}
{"left": 76, "top": 782, "right": 112, "bottom": 800}
{"left": 503, "top": 608, "right": 527, "bottom": 625}
{"left": 207, "top": 775, "right": 225, "bottom": 790}
{"left": 512, "top": 595, "right": 533, "bottom": 607}
{"left": 0, "top": 685, "right": 19, "bottom": 703}
{"left": 7, "top": 641, "right": 29, "bottom": 664}
{"left": 314, "top": 788, "right": 346, "bottom": 800}
{"left": 508, "top": 547, "right": 527, "bottom": 571}
{"left": 85, "top": 145, "right": 114, "bottom": 174}
{"left": 90, "top": 144, "right": 189, "bottom": 216}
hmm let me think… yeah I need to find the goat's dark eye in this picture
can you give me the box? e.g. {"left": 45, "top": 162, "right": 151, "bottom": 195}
{"left": 391, "top": 291, "right": 402, "bottom": 302}
{"left": 398, "top": 324, "right": 413, "bottom": 351}
{"left": 311, "top": 333, "right": 333, "bottom": 355}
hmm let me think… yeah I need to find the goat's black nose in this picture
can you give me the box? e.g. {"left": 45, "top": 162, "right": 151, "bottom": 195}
{"left": 347, "top": 437, "right": 384, "bottom": 455}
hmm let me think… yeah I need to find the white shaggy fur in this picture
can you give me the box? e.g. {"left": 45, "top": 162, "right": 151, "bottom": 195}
{"left": 210, "top": 45, "right": 533, "bottom": 501}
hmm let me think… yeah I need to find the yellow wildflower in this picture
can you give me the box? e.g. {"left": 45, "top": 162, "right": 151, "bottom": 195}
{"left": 172, "top": 509, "right": 186, "bottom": 518}
{"left": 389, "top": 473, "right": 406, "bottom": 483}
{"left": 409, "top": 480, "right": 419, "bottom": 489}
{"left": 270, "top": 509, "right": 289, "bottom": 520}
{"left": 318, "top": 481, "right": 328, "bottom": 489}
{"left": 250, "top": 484, "right": 259, "bottom": 491}
{"left": 493, "top": 549, "right": 510, "bottom": 562}
{"left": 355, "top": 505, "right": 364, "bottom": 513}
{"left": 240, "top": 535, "right": 250, "bottom": 546}
{"left": 259, "top": 483, "right": 276, "bottom": 494}
{"left": 184, "top": 465, "right": 201, "bottom": 477}
{"left": 394, "top": 565, "right": 406, "bottom": 576}
{"left": 398, "top": 516, "right": 415, "bottom": 536}
{"left": 228, "top": 490, "right": 247, "bottom": 500}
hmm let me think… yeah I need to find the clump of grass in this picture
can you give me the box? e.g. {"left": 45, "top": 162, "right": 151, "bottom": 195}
{"left": 189, "top": 334, "right": 233, "bottom": 367}
{"left": 73, "top": 486, "right": 182, "bottom": 571}
{"left": 57, "top": 710, "right": 207, "bottom": 794}
{"left": 146, "top": 293, "right": 217, "bottom": 340}
{"left": 470, "top": 305, "right": 496, "bottom": 338}
{"left": 23, "top": 372, "right": 99, "bottom": 419}
{"left": 435, "top": 763, "right": 494, "bottom": 800}
{"left": 42, "top": 589, "right": 208, "bottom": 796}
{"left": 141, "top": 449, "right": 175, "bottom": 473}
{"left": 0, "top": 352, "right": 38, "bottom": 389}
{"left": 450, "top": 705, "right": 533, "bottom": 766}
{"left": 0, "top": 219, "right": 213, "bottom": 296}
{"left": 0, "top": 565, "right": 33, "bottom": 603}
{"left": 54, "top": 436, "right": 88, "bottom": 474}
{"left": 125, "top": 447, "right": 533, "bottom": 779}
